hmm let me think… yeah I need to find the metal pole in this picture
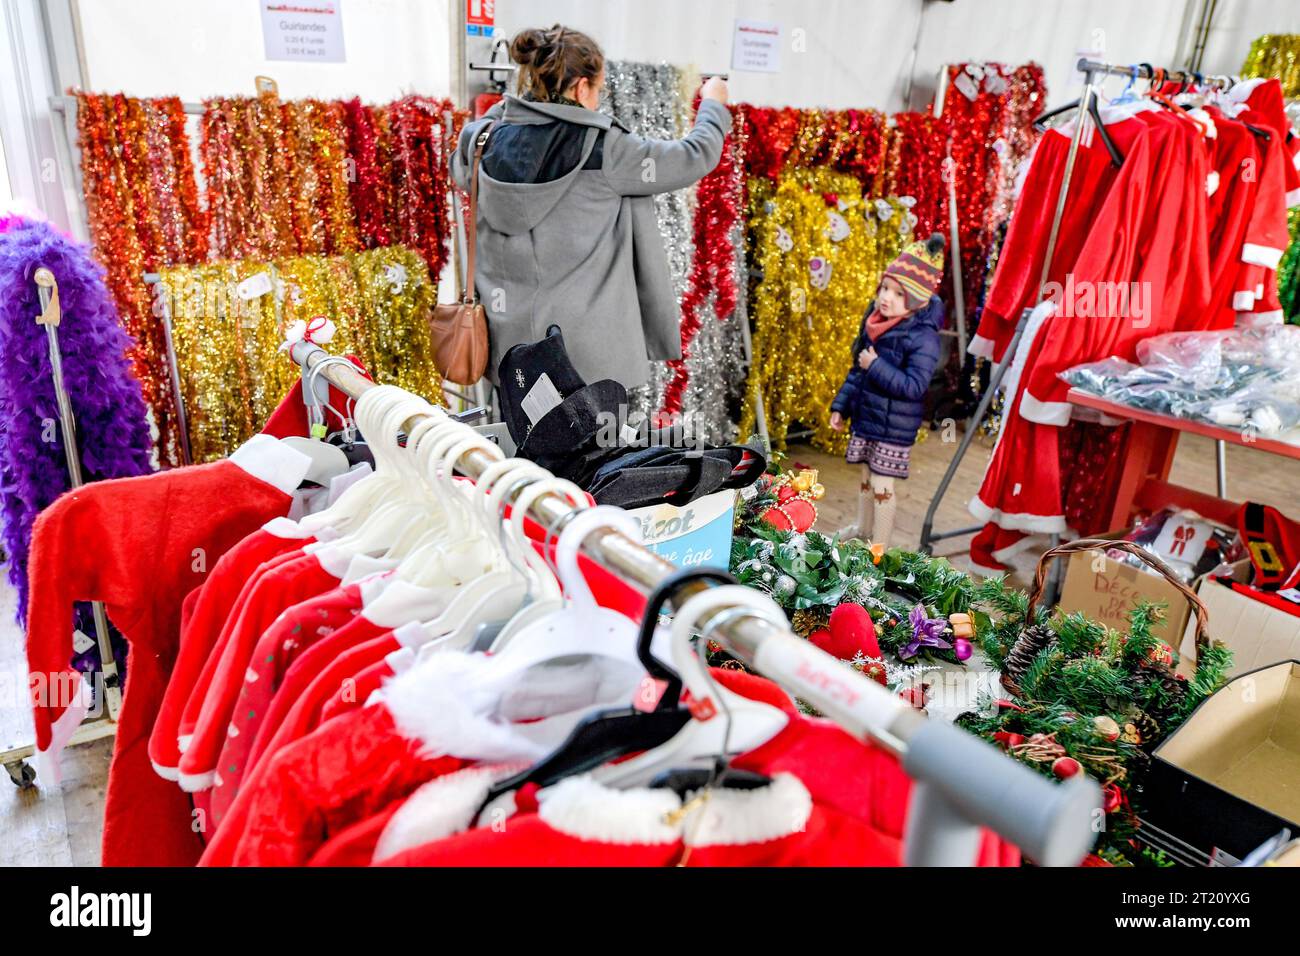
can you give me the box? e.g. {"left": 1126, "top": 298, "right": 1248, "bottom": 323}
{"left": 740, "top": 312, "right": 770, "bottom": 452}
{"left": 288, "top": 340, "right": 1100, "bottom": 866}
{"left": 34, "top": 268, "right": 121, "bottom": 721}
{"left": 1216, "top": 439, "right": 1228, "bottom": 499}
{"left": 160, "top": 301, "right": 193, "bottom": 467}
{"left": 946, "top": 168, "right": 968, "bottom": 362}
{"left": 919, "top": 67, "right": 1099, "bottom": 554}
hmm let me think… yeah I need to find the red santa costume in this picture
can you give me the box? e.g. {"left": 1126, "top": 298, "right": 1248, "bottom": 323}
{"left": 207, "top": 579, "right": 453, "bottom": 823}
{"left": 969, "top": 103, "right": 1231, "bottom": 567}
{"left": 24, "top": 435, "right": 311, "bottom": 866}
{"left": 149, "top": 516, "right": 323, "bottom": 781}
{"left": 176, "top": 546, "right": 397, "bottom": 792}
{"left": 367, "top": 669, "right": 1019, "bottom": 867}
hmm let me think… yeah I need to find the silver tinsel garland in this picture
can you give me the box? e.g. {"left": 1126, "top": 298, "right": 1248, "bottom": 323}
{"left": 600, "top": 60, "right": 747, "bottom": 443}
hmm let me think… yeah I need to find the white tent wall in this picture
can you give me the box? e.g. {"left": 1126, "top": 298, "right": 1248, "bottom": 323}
{"left": 492, "top": 0, "right": 1300, "bottom": 111}
{"left": 1197, "top": 0, "right": 1300, "bottom": 76}
{"left": 71, "top": 0, "right": 454, "bottom": 101}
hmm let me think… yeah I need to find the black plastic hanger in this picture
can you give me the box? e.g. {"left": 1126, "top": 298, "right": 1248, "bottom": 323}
{"left": 470, "top": 568, "right": 739, "bottom": 824}
{"left": 1032, "top": 94, "right": 1125, "bottom": 167}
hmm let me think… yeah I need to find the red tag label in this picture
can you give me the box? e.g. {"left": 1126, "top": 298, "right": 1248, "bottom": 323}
{"left": 633, "top": 676, "right": 668, "bottom": 713}
{"left": 688, "top": 697, "right": 717, "bottom": 722}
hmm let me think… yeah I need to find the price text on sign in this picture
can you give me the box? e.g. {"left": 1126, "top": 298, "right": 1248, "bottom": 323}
{"left": 261, "top": 0, "right": 346, "bottom": 63}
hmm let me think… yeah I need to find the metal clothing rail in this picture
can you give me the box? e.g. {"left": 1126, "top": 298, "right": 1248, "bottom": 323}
{"left": 919, "top": 57, "right": 1234, "bottom": 562}
{"left": 290, "top": 339, "right": 1101, "bottom": 867}
{"left": 2, "top": 269, "right": 120, "bottom": 788}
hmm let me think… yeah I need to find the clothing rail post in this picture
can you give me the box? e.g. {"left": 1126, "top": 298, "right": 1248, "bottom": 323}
{"left": 919, "top": 61, "right": 1100, "bottom": 555}
{"left": 142, "top": 273, "right": 194, "bottom": 466}
{"left": 288, "top": 340, "right": 1102, "bottom": 865}
{"left": 1, "top": 270, "right": 123, "bottom": 789}
{"left": 33, "top": 267, "right": 122, "bottom": 722}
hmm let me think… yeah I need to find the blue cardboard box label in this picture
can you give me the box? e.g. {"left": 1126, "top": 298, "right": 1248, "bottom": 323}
{"left": 627, "top": 490, "right": 734, "bottom": 570}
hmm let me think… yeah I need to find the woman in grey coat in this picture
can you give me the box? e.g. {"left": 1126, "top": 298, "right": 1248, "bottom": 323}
{"left": 451, "top": 24, "right": 732, "bottom": 391}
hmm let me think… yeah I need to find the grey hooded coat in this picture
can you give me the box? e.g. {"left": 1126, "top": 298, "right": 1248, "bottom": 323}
{"left": 451, "top": 94, "right": 732, "bottom": 389}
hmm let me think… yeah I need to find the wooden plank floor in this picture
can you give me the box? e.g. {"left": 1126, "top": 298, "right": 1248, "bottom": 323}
{"left": 0, "top": 426, "right": 1293, "bottom": 865}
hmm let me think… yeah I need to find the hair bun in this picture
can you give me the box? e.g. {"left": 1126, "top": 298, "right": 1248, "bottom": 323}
{"left": 509, "top": 28, "right": 546, "bottom": 65}
{"left": 925, "top": 232, "right": 946, "bottom": 256}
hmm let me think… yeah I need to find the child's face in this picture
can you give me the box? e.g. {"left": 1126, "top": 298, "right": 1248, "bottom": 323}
{"left": 877, "top": 277, "right": 910, "bottom": 318}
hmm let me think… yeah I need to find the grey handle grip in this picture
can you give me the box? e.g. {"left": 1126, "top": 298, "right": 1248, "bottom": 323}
{"left": 902, "top": 717, "right": 1101, "bottom": 866}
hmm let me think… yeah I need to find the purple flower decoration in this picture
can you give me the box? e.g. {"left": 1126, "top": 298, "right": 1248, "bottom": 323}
{"left": 899, "top": 603, "right": 952, "bottom": 659}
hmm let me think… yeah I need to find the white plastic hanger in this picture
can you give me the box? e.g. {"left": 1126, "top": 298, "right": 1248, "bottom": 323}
{"left": 594, "top": 585, "right": 790, "bottom": 788}
{"left": 321, "top": 396, "right": 448, "bottom": 556}
{"left": 299, "top": 386, "right": 439, "bottom": 534}
{"left": 395, "top": 429, "right": 505, "bottom": 588}
{"left": 412, "top": 476, "right": 587, "bottom": 657}
{"left": 480, "top": 477, "right": 592, "bottom": 650}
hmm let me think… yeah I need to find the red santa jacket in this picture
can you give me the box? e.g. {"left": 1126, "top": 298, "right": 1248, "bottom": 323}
{"left": 25, "top": 435, "right": 310, "bottom": 866}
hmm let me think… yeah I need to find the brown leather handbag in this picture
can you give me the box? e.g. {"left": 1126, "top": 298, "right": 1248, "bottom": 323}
{"left": 430, "top": 122, "right": 495, "bottom": 385}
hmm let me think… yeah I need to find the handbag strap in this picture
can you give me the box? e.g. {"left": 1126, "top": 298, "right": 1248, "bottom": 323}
{"left": 464, "top": 120, "right": 496, "bottom": 305}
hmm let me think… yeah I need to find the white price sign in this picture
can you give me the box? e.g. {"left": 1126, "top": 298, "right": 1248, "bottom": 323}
{"left": 261, "top": 1, "right": 346, "bottom": 63}
{"left": 731, "top": 19, "right": 781, "bottom": 74}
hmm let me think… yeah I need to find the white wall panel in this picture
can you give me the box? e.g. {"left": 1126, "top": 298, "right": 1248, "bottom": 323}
{"left": 74, "top": 0, "right": 453, "bottom": 101}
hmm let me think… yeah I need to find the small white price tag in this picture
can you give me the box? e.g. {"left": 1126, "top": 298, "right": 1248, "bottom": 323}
{"left": 520, "top": 372, "right": 563, "bottom": 425}
{"left": 72, "top": 628, "right": 95, "bottom": 654}
{"left": 237, "top": 271, "right": 275, "bottom": 300}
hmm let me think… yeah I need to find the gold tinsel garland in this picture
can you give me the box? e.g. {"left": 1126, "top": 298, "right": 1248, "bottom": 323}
{"left": 739, "top": 167, "right": 908, "bottom": 453}
{"left": 160, "top": 245, "right": 442, "bottom": 463}
{"left": 1242, "top": 34, "right": 1300, "bottom": 98}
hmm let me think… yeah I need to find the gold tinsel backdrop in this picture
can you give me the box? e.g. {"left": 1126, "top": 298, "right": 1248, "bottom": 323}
{"left": 740, "top": 172, "right": 908, "bottom": 454}
{"left": 159, "top": 245, "right": 440, "bottom": 463}
{"left": 1242, "top": 34, "right": 1300, "bottom": 98}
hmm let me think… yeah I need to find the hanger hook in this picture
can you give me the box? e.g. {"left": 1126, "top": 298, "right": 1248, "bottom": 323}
{"left": 636, "top": 568, "right": 738, "bottom": 712}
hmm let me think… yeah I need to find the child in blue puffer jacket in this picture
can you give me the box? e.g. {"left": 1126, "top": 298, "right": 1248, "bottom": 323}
{"left": 830, "top": 233, "right": 946, "bottom": 548}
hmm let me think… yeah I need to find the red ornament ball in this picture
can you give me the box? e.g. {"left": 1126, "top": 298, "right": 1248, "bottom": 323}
{"left": 1052, "top": 756, "right": 1082, "bottom": 779}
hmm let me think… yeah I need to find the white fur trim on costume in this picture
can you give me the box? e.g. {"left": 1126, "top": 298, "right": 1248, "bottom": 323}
{"left": 228, "top": 434, "right": 312, "bottom": 497}
{"left": 381, "top": 651, "right": 641, "bottom": 763}
{"left": 1019, "top": 391, "right": 1073, "bottom": 427}
{"left": 537, "top": 773, "right": 814, "bottom": 847}
{"left": 1242, "top": 242, "right": 1284, "bottom": 270}
{"left": 342, "top": 554, "right": 399, "bottom": 587}
{"left": 261, "top": 515, "right": 314, "bottom": 539}
{"left": 992, "top": 532, "right": 1050, "bottom": 564}
{"left": 966, "top": 558, "right": 1012, "bottom": 579}
{"left": 967, "top": 334, "right": 996, "bottom": 361}
{"left": 968, "top": 495, "right": 1068, "bottom": 534}
{"left": 177, "top": 733, "right": 191, "bottom": 754}
{"left": 1233, "top": 290, "right": 1258, "bottom": 311}
{"left": 1288, "top": 187, "right": 1300, "bottom": 210}
{"left": 177, "top": 769, "right": 216, "bottom": 793}
{"left": 34, "top": 676, "right": 94, "bottom": 786}
{"left": 151, "top": 760, "right": 180, "bottom": 782}
{"left": 372, "top": 763, "right": 527, "bottom": 862}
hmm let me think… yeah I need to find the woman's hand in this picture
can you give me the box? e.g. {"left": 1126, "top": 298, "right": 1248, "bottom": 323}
{"left": 858, "top": 348, "right": 878, "bottom": 371}
{"left": 702, "top": 76, "right": 729, "bottom": 104}
{"left": 830, "top": 412, "right": 846, "bottom": 432}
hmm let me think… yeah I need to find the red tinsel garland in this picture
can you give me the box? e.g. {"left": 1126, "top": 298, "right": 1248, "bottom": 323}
{"left": 880, "top": 112, "right": 950, "bottom": 238}
{"left": 76, "top": 91, "right": 198, "bottom": 463}
{"left": 658, "top": 97, "right": 743, "bottom": 422}
{"left": 343, "top": 98, "right": 392, "bottom": 248}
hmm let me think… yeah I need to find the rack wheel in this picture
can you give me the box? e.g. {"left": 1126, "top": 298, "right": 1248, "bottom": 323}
{"left": 5, "top": 761, "right": 36, "bottom": 790}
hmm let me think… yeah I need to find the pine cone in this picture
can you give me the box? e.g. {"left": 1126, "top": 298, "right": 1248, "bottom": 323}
{"left": 792, "top": 607, "right": 831, "bottom": 638}
{"left": 1000, "top": 623, "right": 1056, "bottom": 695}
{"left": 1131, "top": 710, "right": 1161, "bottom": 748}
{"left": 1138, "top": 660, "right": 1187, "bottom": 721}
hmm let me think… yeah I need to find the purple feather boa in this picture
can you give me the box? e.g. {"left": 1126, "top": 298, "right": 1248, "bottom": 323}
{"left": 0, "top": 217, "right": 153, "bottom": 623}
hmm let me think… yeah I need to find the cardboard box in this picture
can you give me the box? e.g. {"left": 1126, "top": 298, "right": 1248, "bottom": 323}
{"left": 1143, "top": 660, "right": 1300, "bottom": 861}
{"left": 1179, "top": 561, "right": 1300, "bottom": 678}
{"left": 1057, "top": 533, "right": 1193, "bottom": 648}
{"left": 625, "top": 489, "right": 734, "bottom": 571}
